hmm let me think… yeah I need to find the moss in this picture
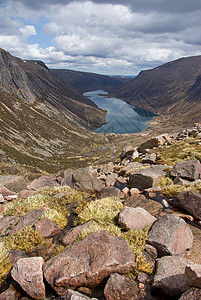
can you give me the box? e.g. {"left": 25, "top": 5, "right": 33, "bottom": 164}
{"left": 74, "top": 197, "right": 152, "bottom": 276}
{"left": 4, "top": 226, "right": 45, "bottom": 253}
{"left": 161, "top": 181, "right": 201, "bottom": 197}
{"left": 155, "top": 138, "right": 201, "bottom": 166}
{"left": 0, "top": 242, "right": 11, "bottom": 287}
{"left": 40, "top": 209, "right": 68, "bottom": 229}
{"left": 159, "top": 177, "right": 173, "bottom": 187}
{"left": 75, "top": 197, "right": 123, "bottom": 226}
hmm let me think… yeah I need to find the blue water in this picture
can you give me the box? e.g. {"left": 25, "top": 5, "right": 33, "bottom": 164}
{"left": 84, "top": 90, "right": 156, "bottom": 134}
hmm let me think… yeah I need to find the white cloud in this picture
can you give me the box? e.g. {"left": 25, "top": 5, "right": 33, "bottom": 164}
{"left": 0, "top": 0, "right": 201, "bottom": 75}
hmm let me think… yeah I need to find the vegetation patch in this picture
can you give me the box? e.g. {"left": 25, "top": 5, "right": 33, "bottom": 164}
{"left": 0, "top": 242, "right": 11, "bottom": 287}
{"left": 3, "top": 226, "right": 45, "bottom": 253}
{"left": 40, "top": 209, "right": 68, "bottom": 229}
{"left": 161, "top": 181, "right": 201, "bottom": 197}
{"left": 155, "top": 138, "right": 201, "bottom": 166}
{"left": 74, "top": 197, "right": 153, "bottom": 276}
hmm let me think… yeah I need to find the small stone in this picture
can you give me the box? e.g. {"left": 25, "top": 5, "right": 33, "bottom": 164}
{"left": 179, "top": 288, "right": 201, "bottom": 300}
{"left": 34, "top": 218, "right": 61, "bottom": 238}
{"left": 185, "top": 263, "right": 201, "bottom": 288}
{"left": 137, "top": 272, "right": 149, "bottom": 283}
{"left": 138, "top": 283, "right": 145, "bottom": 289}
{"left": 64, "top": 289, "right": 98, "bottom": 300}
{"left": 5, "top": 195, "right": 18, "bottom": 201}
{"left": 130, "top": 188, "right": 140, "bottom": 196}
{"left": 0, "top": 194, "right": 4, "bottom": 203}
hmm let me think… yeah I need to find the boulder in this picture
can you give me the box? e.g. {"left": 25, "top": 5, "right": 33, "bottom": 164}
{"left": 0, "top": 175, "right": 27, "bottom": 193}
{"left": 129, "top": 165, "right": 167, "bottom": 191}
{"left": 185, "top": 263, "right": 201, "bottom": 288}
{"left": 152, "top": 256, "right": 192, "bottom": 298}
{"left": 179, "top": 288, "right": 201, "bottom": 300}
{"left": 170, "top": 160, "right": 201, "bottom": 181}
{"left": 118, "top": 206, "right": 156, "bottom": 230}
{"left": 27, "top": 176, "right": 60, "bottom": 191}
{"left": 169, "top": 190, "right": 201, "bottom": 220}
{"left": 0, "top": 216, "right": 18, "bottom": 235}
{"left": 43, "top": 230, "right": 135, "bottom": 295}
{"left": 104, "top": 273, "right": 139, "bottom": 300}
{"left": 34, "top": 218, "right": 61, "bottom": 238}
{"left": 11, "top": 257, "right": 45, "bottom": 300}
{"left": 64, "top": 290, "right": 98, "bottom": 300}
{"left": 99, "top": 186, "right": 121, "bottom": 198}
{"left": 0, "top": 288, "right": 17, "bottom": 300}
{"left": 141, "top": 153, "right": 157, "bottom": 165}
{"left": 101, "top": 162, "right": 114, "bottom": 174}
{"left": 147, "top": 214, "right": 193, "bottom": 257}
{"left": 105, "top": 173, "right": 118, "bottom": 186}
{"left": 61, "top": 221, "right": 92, "bottom": 246}
{"left": 9, "top": 210, "right": 43, "bottom": 234}
{"left": 61, "top": 169, "right": 75, "bottom": 186}
{"left": 62, "top": 167, "right": 104, "bottom": 193}
{"left": 18, "top": 189, "right": 34, "bottom": 198}
{"left": 120, "top": 145, "right": 135, "bottom": 160}
{"left": 118, "top": 162, "right": 145, "bottom": 177}
{"left": 138, "top": 135, "right": 166, "bottom": 153}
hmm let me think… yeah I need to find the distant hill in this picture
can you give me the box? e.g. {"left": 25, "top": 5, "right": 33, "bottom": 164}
{"left": 111, "top": 55, "right": 201, "bottom": 127}
{"left": 51, "top": 69, "right": 131, "bottom": 94}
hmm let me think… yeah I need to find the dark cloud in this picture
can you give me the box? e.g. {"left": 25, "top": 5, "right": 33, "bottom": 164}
{"left": 13, "top": 0, "right": 201, "bottom": 13}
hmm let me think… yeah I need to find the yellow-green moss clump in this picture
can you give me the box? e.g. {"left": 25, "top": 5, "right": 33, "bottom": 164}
{"left": 73, "top": 197, "right": 153, "bottom": 276}
{"left": 4, "top": 226, "right": 45, "bottom": 253}
{"left": 0, "top": 242, "right": 11, "bottom": 287}
{"left": 155, "top": 138, "right": 201, "bottom": 166}
{"left": 161, "top": 181, "right": 201, "bottom": 197}
{"left": 4, "top": 186, "right": 89, "bottom": 230}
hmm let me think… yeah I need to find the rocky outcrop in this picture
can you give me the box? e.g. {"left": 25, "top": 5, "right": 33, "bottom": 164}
{"left": 11, "top": 257, "right": 45, "bottom": 300}
{"left": 43, "top": 231, "right": 135, "bottom": 295}
{"left": 169, "top": 190, "right": 201, "bottom": 220}
{"left": 118, "top": 206, "right": 156, "bottom": 230}
{"left": 147, "top": 214, "right": 193, "bottom": 257}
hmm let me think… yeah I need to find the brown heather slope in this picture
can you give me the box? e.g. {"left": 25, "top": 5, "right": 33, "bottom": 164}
{"left": 51, "top": 69, "right": 131, "bottom": 94}
{"left": 111, "top": 55, "right": 201, "bottom": 129}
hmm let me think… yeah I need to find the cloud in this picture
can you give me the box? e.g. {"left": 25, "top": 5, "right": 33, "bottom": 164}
{"left": 0, "top": 0, "right": 201, "bottom": 75}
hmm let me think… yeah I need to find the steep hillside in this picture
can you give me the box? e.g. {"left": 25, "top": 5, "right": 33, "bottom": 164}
{"left": 0, "top": 49, "right": 113, "bottom": 172}
{"left": 51, "top": 69, "right": 130, "bottom": 94}
{"left": 112, "top": 55, "right": 201, "bottom": 128}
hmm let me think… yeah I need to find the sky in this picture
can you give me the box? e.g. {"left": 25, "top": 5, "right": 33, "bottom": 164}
{"left": 0, "top": 0, "right": 201, "bottom": 75}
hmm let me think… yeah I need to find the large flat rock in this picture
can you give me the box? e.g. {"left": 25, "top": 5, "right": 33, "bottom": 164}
{"left": 43, "top": 230, "right": 135, "bottom": 295}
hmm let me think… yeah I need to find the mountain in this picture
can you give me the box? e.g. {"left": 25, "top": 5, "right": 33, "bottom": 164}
{"left": 51, "top": 69, "right": 131, "bottom": 94}
{"left": 111, "top": 55, "right": 201, "bottom": 127}
{"left": 0, "top": 49, "right": 113, "bottom": 173}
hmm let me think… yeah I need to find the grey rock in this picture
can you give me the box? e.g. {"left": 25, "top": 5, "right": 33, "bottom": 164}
{"left": 65, "top": 290, "right": 98, "bottom": 300}
{"left": 99, "top": 186, "right": 120, "bottom": 198}
{"left": 11, "top": 257, "right": 45, "bottom": 300}
{"left": 0, "top": 288, "right": 17, "bottom": 300}
{"left": 118, "top": 206, "right": 156, "bottom": 230}
{"left": 129, "top": 165, "right": 167, "bottom": 191}
{"left": 105, "top": 172, "right": 118, "bottom": 186}
{"left": 171, "top": 160, "right": 201, "bottom": 181}
{"left": 104, "top": 273, "right": 139, "bottom": 300}
{"left": 28, "top": 175, "right": 60, "bottom": 191}
{"left": 120, "top": 145, "right": 135, "bottom": 160}
{"left": 179, "top": 288, "right": 201, "bottom": 300}
{"left": 185, "top": 263, "right": 201, "bottom": 288}
{"left": 62, "top": 167, "right": 104, "bottom": 193}
{"left": 138, "top": 135, "right": 166, "bottom": 153}
{"left": 0, "top": 175, "right": 27, "bottom": 193}
{"left": 43, "top": 230, "right": 135, "bottom": 295}
{"left": 118, "top": 162, "right": 145, "bottom": 177}
{"left": 61, "top": 221, "right": 92, "bottom": 246}
{"left": 141, "top": 153, "right": 157, "bottom": 165}
{"left": 10, "top": 209, "right": 43, "bottom": 234}
{"left": 147, "top": 214, "right": 193, "bottom": 257}
{"left": 34, "top": 218, "right": 61, "bottom": 238}
{"left": 152, "top": 256, "right": 192, "bottom": 298}
{"left": 0, "top": 216, "right": 18, "bottom": 235}
{"left": 169, "top": 190, "right": 201, "bottom": 220}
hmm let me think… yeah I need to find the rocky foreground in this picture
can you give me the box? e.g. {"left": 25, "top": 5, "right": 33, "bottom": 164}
{"left": 0, "top": 124, "right": 201, "bottom": 299}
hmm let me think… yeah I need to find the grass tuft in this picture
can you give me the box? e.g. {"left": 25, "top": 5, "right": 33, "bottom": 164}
{"left": 0, "top": 242, "right": 11, "bottom": 287}
{"left": 40, "top": 209, "right": 68, "bottom": 229}
{"left": 4, "top": 226, "right": 45, "bottom": 253}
